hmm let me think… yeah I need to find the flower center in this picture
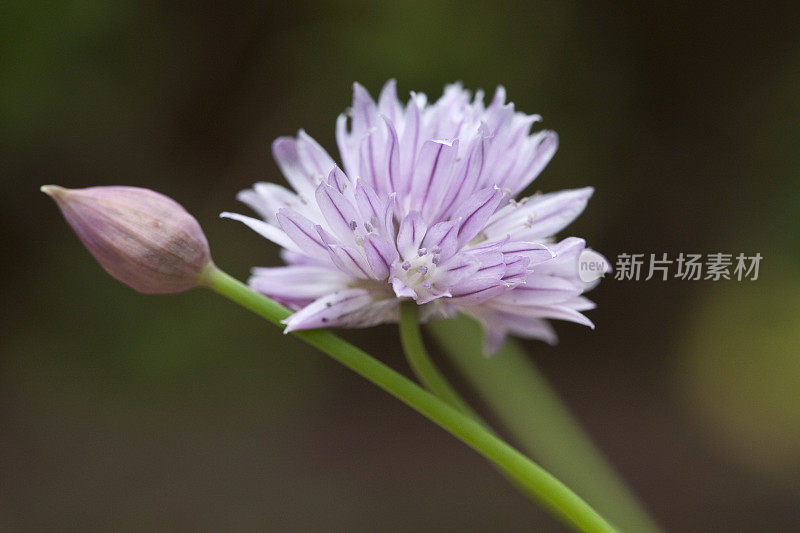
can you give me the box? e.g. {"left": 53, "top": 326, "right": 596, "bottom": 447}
{"left": 396, "top": 247, "right": 441, "bottom": 297}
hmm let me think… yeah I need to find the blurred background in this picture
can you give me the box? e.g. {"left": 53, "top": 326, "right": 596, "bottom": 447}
{"left": 3, "top": 1, "right": 799, "bottom": 530}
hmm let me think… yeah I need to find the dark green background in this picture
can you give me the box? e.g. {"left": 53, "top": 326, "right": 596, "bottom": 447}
{"left": 3, "top": 1, "right": 799, "bottom": 530}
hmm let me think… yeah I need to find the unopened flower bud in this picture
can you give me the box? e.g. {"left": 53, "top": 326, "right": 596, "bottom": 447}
{"left": 42, "top": 185, "right": 213, "bottom": 294}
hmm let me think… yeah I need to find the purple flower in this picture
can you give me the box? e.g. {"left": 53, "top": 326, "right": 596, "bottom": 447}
{"left": 223, "top": 81, "right": 604, "bottom": 352}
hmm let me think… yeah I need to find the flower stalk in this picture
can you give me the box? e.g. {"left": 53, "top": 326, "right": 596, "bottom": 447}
{"left": 429, "top": 316, "right": 662, "bottom": 532}
{"left": 203, "top": 265, "right": 616, "bottom": 533}
{"left": 400, "top": 304, "right": 660, "bottom": 531}
{"left": 398, "top": 302, "right": 479, "bottom": 419}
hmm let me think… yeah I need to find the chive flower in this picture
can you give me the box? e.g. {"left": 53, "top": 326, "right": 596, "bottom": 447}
{"left": 223, "top": 81, "right": 604, "bottom": 352}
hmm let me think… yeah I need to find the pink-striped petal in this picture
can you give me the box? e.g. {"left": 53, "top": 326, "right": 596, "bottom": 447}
{"left": 452, "top": 187, "right": 506, "bottom": 248}
{"left": 283, "top": 289, "right": 376, "bottom": 332}
{"left": 315, "top": 182, "right": 360, "bottom": 243}
{"left": 408, "top": 139, "right": 457, "bottom": 219}
{"left": 484, "top": 187, "right": 593, "bottom": 241}
{"left": 363, "top": 233, "right": 398, "bottom": 279}
{"left": 249, "top": 265, "right": 350, "bottom": 309}
{"left": 396, "top": 211, "right": 425, "bottom": 257}
{"left": 276, "top": 208, "right": 330, "bottom": 260}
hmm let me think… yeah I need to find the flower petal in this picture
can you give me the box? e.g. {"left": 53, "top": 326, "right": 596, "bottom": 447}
{"left": 449, "top": 276, "right": 509, "bottom": 306}
{"left": 283, "top": 289, "right": 383, "bottom": 332}
{"left": 336, "top": 112, "right": 358, "bottom": 178}
{"left": 535, "top": 237, "right": 585, "bottom": 281}
{"left": 316, "top": 226, "right": 374, "bottom": 279}
{"left": 363, "top": 233, "right": 399, "bottom": 280}
{"left": 272, "top": 136, "right": 331, "bottom": 200}
{"left": 351, "top": 82, "right": 379, "bottom": 138}
{"left": 396, "top": 211, "right": 426, "bottom": 257}
{"left": 408, "top": 139, "right": 458, "bottom": 220}
{"left": 486, "top": 300, "right": 595, "bottom": 329}
{"left": 500, "top": 256, "right": 530, "bottom": 283}
{"left": 220, "top": 212, "right": 300, "bottom": 253}
{"left": 235, "top": 182, "right": 299, "bottom": 225}
{"left": 452, "top": 186, "right": 507, "bottom": 248}
{"left": 400, "top": 96, "right": 422, "bottom": 185}
{"left": 436, "top": 253, "right": 480, "bottom": 286}
{"left": 276, "top": 208, "right": 330, "bottom": 260}
{"left": 504, "top": 130, "right": 558, "bottom": 195}
{"left": 463, "top": 245, "right": 506, "bottom": 279}
{"left": 501, "top": 241, "right": 555, "bottom": 267}
{"left": 315, "top": 182, "right": 360, "bottom": 243}
{"left": 296, "top": 130, "right": 337, "bottom": 180}
{"left": 325, "top": 165, "right": 351, "bottom": 195}
{"left": 437, "top": 133, "right": 487, "bottom": 220}
{"left": 494, "top": 274, "right": 582, "bottom": 306}
{"left": 421, "top": 220, "right": 459, "bottom": 261}
{"left": 469, "top": 306, "right": 559, "bottom": 354}
{"left": 358, "top": 127, "right": 385, "bottom": 196}
{"left": 391, "top": 277, "right": 417, "bottom": 299}
{"left": 484, "top": 187, "right": 593, "bottom": 241}
{"left": 382, "top": 116, "right": 402, "bottom": 195}
{"left": 565, "top": 295, "right": 596, "bottom": 311}
{"left": 249, "top": 265, "right": 351, "bottom": 309}
{"left": 354, "top": 181, "right": 385, "bottom": 233}
{"left": 378, "top": 79, "right": 403, "bottom": 130}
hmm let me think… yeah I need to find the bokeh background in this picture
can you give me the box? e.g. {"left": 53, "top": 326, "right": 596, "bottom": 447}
{"left": 3, "top": 1, "right": 799, "bottom": 530}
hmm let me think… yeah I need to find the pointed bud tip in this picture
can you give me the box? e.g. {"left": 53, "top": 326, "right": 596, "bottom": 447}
{"left": 40, "top": 185, "right": 67, "bottom": 197}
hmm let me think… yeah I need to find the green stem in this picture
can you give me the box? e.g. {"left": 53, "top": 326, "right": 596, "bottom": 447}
{"left": 202, "top": 266, "right": 616, "bottom": 533}
{"left": 399, "top": 301, "right": 538, "bottom": 502}
{"left": 429, "top": 315, "right": 662, "bottom": 533}
{"left": 398, "top": 302, "right": 478, "bottom": 418}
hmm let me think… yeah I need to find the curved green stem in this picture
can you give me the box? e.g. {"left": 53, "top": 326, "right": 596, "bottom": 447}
{"left": 429, "top": 316, "right": 662, "bottom": 533}
{"left": 203, "top": 266, "right": 616, "bottom": 533}
{"left": 399, "top": 302, "right": 478, "bottom": 418}
{"left": 399, "top": 301, "right": 537, "bottom": 502}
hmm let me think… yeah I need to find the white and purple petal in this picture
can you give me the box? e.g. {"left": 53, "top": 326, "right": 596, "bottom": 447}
{"left": 283, "top": 289, "right": 390, "bottom": 332}
{"left": 452, "top": 187, "right": 506, "bottom": 248}
{"left": 483, "top": 187, "right": 593, "bottom": 242}
{"left": 249, "top": 265, "right": 350, "bottom": 310}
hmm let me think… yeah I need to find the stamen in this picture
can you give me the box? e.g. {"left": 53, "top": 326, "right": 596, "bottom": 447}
{"left": 417, "top": 248, "right": 427, "bottom": 256}
{"left": 349, "top": 220, "right": 358, "bottom": 231}
{"left": 523, "top": 215, "right": 535, "bottom": 228}
{"left": 416, "top": 266, "right": 428, "bottom": 275}
{"left": 402, "top": 261, "right": 411, "bottom": 271}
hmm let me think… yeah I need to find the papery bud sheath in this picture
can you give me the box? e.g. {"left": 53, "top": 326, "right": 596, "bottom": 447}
{"left": 42, "top": 185, "right": 212, "bottom": 294}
